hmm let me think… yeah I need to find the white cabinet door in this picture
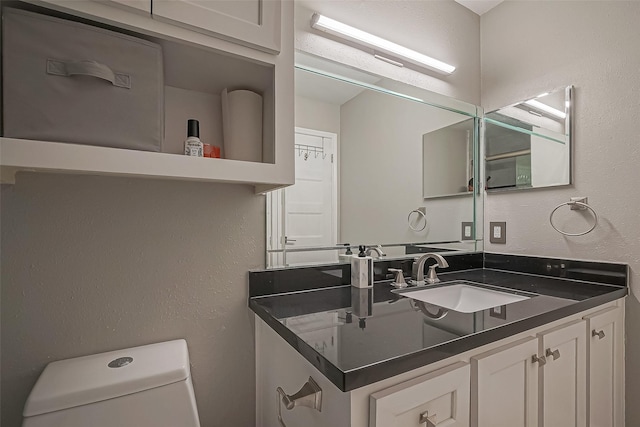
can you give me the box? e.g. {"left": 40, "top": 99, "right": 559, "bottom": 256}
{"left": 370, "top": 361, "right": 470, "bottom": 427}
{"left": 152, "top": 0, "right": 281, "bottom": 53}
{"left": 584, "top": 307, "right": 624, "bottom": 427}
{"left": 472, "top": 337, "right": 539, "bottom": 427}
{"left": 538, "top": 320, "right": 587, "bottom": 427}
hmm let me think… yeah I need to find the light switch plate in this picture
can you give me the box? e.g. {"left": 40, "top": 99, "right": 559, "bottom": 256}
{"left": 461, "top": 222, "right": 474, "bottom": 240}
{"left": 490, "top": 222, "right": 507, "bottom": 244}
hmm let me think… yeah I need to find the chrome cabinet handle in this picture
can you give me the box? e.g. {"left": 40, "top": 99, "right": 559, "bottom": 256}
{"left": 546, "top": 348, "right": 561, "bottom": 360}
{"left": 532, "top": 354, "right": 547, "bottom": 366}
{"left": 419, "top": 410, "right": 437, "bottom": 427}
{"left": 592, "top": 329, "right": 605, "bottom": 339}
{"left": 276, "top": 377, "right": 322, "bottom": 427}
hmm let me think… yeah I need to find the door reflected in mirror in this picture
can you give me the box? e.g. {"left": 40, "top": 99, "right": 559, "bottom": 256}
{"left": 484, "top": 86, "right": 572, "bottom": 192}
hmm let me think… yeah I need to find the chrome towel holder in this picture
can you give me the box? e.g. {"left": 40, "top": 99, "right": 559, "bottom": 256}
{"left": 408, "top": 207, "right": 428, "bottom": 232}
{"left": 549, "top": 197, "right": 598, "bottom": 236}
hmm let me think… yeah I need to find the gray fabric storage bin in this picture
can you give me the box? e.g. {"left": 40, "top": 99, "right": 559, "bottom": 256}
{"left": 2, "top": 8, "right": 164, "bottom": 152}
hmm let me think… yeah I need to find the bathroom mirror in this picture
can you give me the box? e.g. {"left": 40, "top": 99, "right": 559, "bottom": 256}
{"left": 484, "top": 86, "right": 572, "bottom": 192}
{"left": 266, "top": 53, "right": 483, "bottom": 268}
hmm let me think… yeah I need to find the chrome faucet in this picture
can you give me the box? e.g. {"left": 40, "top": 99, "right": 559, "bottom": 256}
{"left": 411, "top": 253, "right": 449, "bottom": 286}
{"left": 365, "top": 245, "right": 386, "bottom": 258}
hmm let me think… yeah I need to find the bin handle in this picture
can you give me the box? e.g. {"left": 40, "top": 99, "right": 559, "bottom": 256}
{"left": 46, "top": 59, "right": 130, "bottom": 89}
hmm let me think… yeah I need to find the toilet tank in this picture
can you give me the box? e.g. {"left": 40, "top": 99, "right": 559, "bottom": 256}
{"left": 22, "top": 339, "right": 201, "bottom": 427}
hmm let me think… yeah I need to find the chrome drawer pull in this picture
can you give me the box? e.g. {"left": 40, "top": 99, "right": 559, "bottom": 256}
{"left": 546, "top": 348, "right": 561, "bottom": 360}
{"left": 532, "top": 354, "right": 547, "bottom": 366}
{"left": 276, "top": 377, "right": 322, "bottom": 427}
{"left": 592, "top": 329, "right": 605, "bottom": 339}
{"left": 419, "top": 410, "right": 437, "bottom": 427}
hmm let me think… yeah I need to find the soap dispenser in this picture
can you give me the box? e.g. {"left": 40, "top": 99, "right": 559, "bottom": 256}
{"left": 351, "top": 245, "right": 373, "bottom": 288}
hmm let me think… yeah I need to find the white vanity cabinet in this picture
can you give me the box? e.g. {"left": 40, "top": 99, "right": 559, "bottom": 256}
{"left": 152, "top": 0, "right": 281, "bottom": 53}
{"left": 255, "top": 300, "right": 624, "bottom": 427}
{"left": 584, "top": 307, "right": 624, "bottom": 427}
{"left": 472, "top": 337, "right": 539, "bottom": 427}
{"left": 538, "top": 320, "right": 587, "bottom": 427}
{"left": 472, "top": 320, "right": 587, "bottom": 427}
{"left": 2, "top": 0, "right": 294, "bottom": 193}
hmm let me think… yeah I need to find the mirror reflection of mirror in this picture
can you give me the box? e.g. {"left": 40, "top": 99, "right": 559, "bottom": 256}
{"left": 484, "top": 86, "right": 572, "bottom": 192}
{"left": 423, "top": 118, "right": 476, "bottom": 198}
{"left": 266, "top": 53, "right": 483, "bottom": 268}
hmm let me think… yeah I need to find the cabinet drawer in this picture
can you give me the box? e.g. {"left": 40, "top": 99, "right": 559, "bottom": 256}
{"left": 369, "top": 361, "right": 470, "bottom": 427}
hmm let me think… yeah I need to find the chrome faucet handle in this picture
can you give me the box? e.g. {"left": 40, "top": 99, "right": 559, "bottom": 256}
{"left": 426, "top": 265, "right": 440, "bottom": 284}
{"left": 388, "top": 268, "right": 407, "bottom": 288}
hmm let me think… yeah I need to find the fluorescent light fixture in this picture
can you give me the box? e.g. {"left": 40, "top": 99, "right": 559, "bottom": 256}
{"left": 310, "top": 13, "right": 456, "bottom": 75}
{"left": 524, "top": 99, "right": 567, "bottom": 119}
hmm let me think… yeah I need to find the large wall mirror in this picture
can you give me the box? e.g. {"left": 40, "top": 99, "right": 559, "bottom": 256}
{"left": 484, "top": 86, "right": 573, "bottom": 192}
{"left": 266, "top": 53, "right": 483, "bottom": 268}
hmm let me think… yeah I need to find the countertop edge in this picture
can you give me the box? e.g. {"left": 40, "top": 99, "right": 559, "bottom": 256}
{"left": 250, "top": 286, "right": 627, "bottom": 392}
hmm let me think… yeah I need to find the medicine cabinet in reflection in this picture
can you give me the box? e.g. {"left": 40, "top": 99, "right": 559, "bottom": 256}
{"left": 484, "top": 86, "right": 573, "bottom": 192}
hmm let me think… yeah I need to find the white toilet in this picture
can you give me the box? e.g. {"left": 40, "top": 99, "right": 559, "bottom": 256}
{"left": 22, "top": 339, "right": 201, "bottom": 427}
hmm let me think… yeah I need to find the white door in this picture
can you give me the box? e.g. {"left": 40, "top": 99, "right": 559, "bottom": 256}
{"left": 584, "top": 307, "right": 624, "bottom": 427}
{"left": 370, "top": 361, "right": 470, "bottom": 427}
{"left": 538, "top": 320, "right": 587, "bottom": 427}
{"left": 280, "top": 128, "right": 337, "bottom": 266}
{"left": 472, "top": 337, "right": 539, "bottom": 427}
{"left": 152, "top": 0, "right": 281, "bottom": 53}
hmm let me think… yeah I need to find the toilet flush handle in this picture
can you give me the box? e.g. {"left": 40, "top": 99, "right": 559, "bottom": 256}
{"left": 276, "top": 377, "right": 323, "bottom": 427}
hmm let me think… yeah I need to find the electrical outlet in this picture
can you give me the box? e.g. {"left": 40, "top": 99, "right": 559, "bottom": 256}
{"left": 461, "top": 222, "right": 474, "bottom": 240}
{"left": 490, "top": 222, "right": 507, "bottom": 244}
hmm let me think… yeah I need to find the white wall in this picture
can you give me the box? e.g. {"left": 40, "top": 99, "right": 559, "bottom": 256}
{"left": 481, "top": 2, "right": 640, "bottom": 425}
{"left": 1, "top": 174, "right": 264, "bottom": 427}
{"left": 295, "top": 95, "right": 340, "bottom": 135}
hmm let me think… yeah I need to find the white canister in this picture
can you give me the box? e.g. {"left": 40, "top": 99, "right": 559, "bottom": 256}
{"left": 221, "top": 88, "right": 263, "bottom": 162}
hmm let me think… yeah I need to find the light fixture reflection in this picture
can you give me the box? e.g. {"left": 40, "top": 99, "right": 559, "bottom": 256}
{"left": 524, "top": 99, "right": 567, "bottom": 119}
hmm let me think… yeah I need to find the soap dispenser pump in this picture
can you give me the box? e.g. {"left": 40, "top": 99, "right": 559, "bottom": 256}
{"left": 351, "top": 245, "right": 373, "bottom": 288}
{"left": 338, "top": 243, "right": 354, "bottom": 262}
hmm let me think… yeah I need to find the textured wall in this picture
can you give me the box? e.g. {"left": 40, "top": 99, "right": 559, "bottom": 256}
{"left": 1, "top": 174, "right": 264, "bottom": 427}
{"left": 480, "top": 2, "right": 640, "bottom": 424}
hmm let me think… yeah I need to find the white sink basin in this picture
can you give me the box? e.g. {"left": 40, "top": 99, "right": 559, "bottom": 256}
{"left": 398, "top": 281, "right": 530, "bottom": 313}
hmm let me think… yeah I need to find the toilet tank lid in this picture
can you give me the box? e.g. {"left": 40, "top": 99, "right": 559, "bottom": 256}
{"left": 23, "top": 339, "right": 192, "bottom": 417}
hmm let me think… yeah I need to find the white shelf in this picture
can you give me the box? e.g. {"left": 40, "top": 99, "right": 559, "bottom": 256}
{"left": 0, "top": 138, "right": 292, "bottom": 193}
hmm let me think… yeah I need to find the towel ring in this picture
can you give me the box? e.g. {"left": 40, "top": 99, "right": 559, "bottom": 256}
{"left": 549, "top": 201, "right": 598, "bottom": 236}
{"left": 408, "top": 208, "right": 427, "bottom": 232}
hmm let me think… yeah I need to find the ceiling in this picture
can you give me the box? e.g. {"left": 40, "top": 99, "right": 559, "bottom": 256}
{"left": 454, "top": 0, "right": 504, "bottom": 16}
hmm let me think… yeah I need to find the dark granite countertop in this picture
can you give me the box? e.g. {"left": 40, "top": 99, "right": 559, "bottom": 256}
{"left": 250, "top": 265, "right": 627, "bottom": 391}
